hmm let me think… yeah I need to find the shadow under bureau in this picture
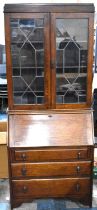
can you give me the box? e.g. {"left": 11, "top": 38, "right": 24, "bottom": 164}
{"left": 8, "top": 111, "right": 94, "bottom": 209}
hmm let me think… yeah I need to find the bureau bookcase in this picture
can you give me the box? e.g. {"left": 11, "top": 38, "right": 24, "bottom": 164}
{"left": 4, "top": 4, "right": 94, "bottom": 209}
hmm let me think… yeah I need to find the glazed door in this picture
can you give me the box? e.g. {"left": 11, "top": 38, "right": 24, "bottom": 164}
{"left": 5, "top": 13, "right": 50, "bottom": 110}
{"left": 51, "top": 13, "right": 94, "bottom": 109}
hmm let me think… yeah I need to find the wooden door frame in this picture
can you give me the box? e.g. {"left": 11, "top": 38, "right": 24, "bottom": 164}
{"left": 50, "top": 13, "right": 94, "bottom": 109}
{"left": 4, "top": 13, "right": 51, "bottom": 110}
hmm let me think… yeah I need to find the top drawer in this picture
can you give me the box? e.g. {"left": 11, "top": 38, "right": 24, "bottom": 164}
{"left": 13, "top": 148, "right": 90, "bottom": 162}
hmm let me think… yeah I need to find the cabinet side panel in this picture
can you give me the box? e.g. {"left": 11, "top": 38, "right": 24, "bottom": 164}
{"left": 4, "top": 14, "right": 13, "bottom": 110}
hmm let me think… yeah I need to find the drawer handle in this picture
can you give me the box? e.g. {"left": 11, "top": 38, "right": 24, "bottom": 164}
{"left": 76, "top": 166, "right": 80, "bottom": 173}
{"left": 21, "top": 153, "right": 26, "bottom": 160}
{"left": 77, "top": 152, "right": 81, "bottom": 159}
{"left": 76, "top": 183, "right": 80, "bottom": 192}
{"left": 22, "top": 186, "right": 28, "bottom": 193}
{"left": 21, "top": 167, "right": 27, "bottom": 176}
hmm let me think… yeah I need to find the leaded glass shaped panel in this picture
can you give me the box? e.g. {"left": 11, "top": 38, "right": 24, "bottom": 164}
{"left": 10, "top": 18, "right": 45, "bottom": 105}
{"left": 56, "top": 19, "right": 88, "bottom": 104}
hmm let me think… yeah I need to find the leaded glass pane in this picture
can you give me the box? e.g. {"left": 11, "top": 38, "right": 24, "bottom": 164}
{"left": 10, "top": 18, "right": 45, "bottom": 105}
{"left": 21, "top": 68, "right": 36, "bottom": 84}
{"left": 20, "top": 43, "right": 35, "bottom": 67}
{"left": 56, "top": 18, "right": 88, "bottom": 104}
{"left": 30, "top": 77, "right": 44, "bottom": 92}
{"left": 13, "top": 77, "right": 27, "bottom": 92}
{"left": 13, "top": 68, "right": 20, "bottom": 76}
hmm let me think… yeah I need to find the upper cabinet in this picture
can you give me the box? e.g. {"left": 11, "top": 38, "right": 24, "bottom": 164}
{"left": 4, "top": 4, "right": 94, "bottom": 110}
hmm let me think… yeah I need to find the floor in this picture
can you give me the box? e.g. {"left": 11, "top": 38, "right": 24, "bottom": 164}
{"left": 0, "top": 179, "right": 97, "bottom": 210}
{"left": 0, "top": 113, "right": 7, "bottom": 121}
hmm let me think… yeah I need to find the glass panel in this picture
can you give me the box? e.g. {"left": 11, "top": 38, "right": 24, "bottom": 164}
{"left": 13, "top": 68, "right": 20, "bottom": 76}
{"left": 21, "top": 68, "right": 36, "bottom": 84}
{"left": 13, "top": 77, "right": 27, "bottom": 91}
{"left": 20, "top": 43, "right": 35, "bottom": 67}
{"left": 37, "top": 51, "right": 44, "bottom": 67}
{"left": 29, "top": 28, "right": 44, "bottom": 42}
{"left": 30, "top": 77, "right": 44, "bottom": 92}
{"left": 10, "top": 18, "right": 45, "bottom": 105}
{"left": 56, "top": 18, "right": 88, "bottom": 104}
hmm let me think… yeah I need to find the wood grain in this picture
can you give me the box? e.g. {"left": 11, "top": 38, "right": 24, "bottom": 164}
{"left": 11, "top": 161, "right": 91, "bottom": 178}
{"left": 8, "top": 112, "right": 93, "bottom": 147}
{"left": 12, "top": 178, "right": 91, "bottom": 198}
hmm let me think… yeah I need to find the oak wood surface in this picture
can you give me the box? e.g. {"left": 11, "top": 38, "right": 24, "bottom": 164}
{"left": 4, "top": 4, "right": 94, "bottom": 13}
{"left": 4, "top": 4, "right": 94, "bottom": 209}
{"left": 13, "top": 148, "right": 90, "bottom": 162}
{"left": 12, "top": 178, "right": 90, "bottom": 198}
{"left": 8, "top": 112, "right": 93, "bottom": 147}
{"left": 11, "top": 161, "right": 91, "bottom": 178}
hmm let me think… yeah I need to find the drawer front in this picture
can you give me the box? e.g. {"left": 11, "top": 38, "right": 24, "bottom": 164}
{"left": 11, "top": 161, "right": 91, "bottom": 178}
{"left": 12, "top": 178, "right": 90, "bottom": 198}
{"left": 14, "top": 148, "right": 89, "bottom": 162}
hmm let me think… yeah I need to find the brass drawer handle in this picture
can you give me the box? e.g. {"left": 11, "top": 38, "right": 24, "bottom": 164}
{"left": 21, "top": 153, "right": 26, "bottom": 161}
{"left": 22, "top": 186, "right": 28, "bottom": 193}
{"left": 76, "top": 166, "right": 80, "bottom": 173}
{"left": 76, "top": 183, "right": 80, "bottom": 192}
{"left": 77, "top": 152, "right": 81, "bottom": 159}
{"left": 21, "top": 167, "right": 27, "bottom": 176}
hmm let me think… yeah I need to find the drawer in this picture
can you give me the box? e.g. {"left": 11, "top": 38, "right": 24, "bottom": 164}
{"left": 11, "top": 161, "right": 91, "bottom": 178}
{"left": 12, "top": 178, "right": 91, "bottom": 198}
{"left": 14, "top": 148, "right": 89, "bottom": 162}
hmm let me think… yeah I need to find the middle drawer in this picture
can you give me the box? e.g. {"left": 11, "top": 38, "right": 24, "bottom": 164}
{"left": 11, "top": 161, "right": 91, "bottom": 178}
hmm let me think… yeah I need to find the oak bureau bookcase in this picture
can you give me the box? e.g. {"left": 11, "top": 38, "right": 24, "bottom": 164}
{"left": 4, "top": 3, "right": 94, "bottom": 209}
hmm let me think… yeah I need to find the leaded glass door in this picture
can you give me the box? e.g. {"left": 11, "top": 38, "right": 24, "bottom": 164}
{"left": 6, "top": 13, "right": 50, "bottom": 109}
{"left": 51, "top": 13, "right": 93, "bottom": 108}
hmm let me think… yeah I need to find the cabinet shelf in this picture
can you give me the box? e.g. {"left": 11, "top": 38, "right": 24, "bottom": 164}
{"left": 11, "top": 26, "right": 44, "bottom": 29}
{"left": 11, "top": 41, "right": 44, "bottom": 43}
{"left": 56, "top": 40, "right": 87, "bottom": 43}
{"left": 56, "top": 66, "right": 87, "bottom": 68}
{"left": 56, "top": 73, "right": 87, "bottom": 78}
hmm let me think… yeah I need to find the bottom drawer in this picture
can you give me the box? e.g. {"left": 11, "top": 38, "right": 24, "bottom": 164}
{"left": 12, "top": 178, "right": 90, "bottom": 198}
